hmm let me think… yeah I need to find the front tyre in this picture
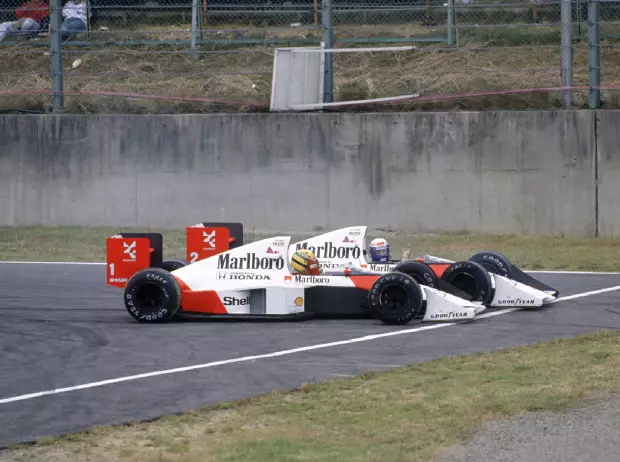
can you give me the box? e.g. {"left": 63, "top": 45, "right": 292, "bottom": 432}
{"left": 392, "top": 260, "right": 439, "bottom": 288}
{"left": 160, "top": 259, "right": 189, "bottom": 272}
{"left": 468, "top": 251, "right": 513, "bottom": 278}
{"left": 440, "top": 260, "right": 495, "bottom": 305}
{"left": 368, "top": 272, "right": 425, "bottom": 325}
{"left": 124, "top": 268, "right": 182, "bottom": 323}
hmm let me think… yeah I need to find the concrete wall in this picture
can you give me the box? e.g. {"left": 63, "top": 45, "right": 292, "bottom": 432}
{"left": 0, "top": 110, "right": 607, "bottom": 236}
{"left": 595, "top": 110, "right": 620, "bottom": 237}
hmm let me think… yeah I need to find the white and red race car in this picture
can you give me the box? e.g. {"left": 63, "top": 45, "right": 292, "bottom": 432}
{"left": 106, "top": 224, "right": 486, "bottom": 325}
{"left": 105, "top": 222, "right": 557, "bottom": 325}
{"left": 289, "top": 225, "right": 559, "bottom": 308}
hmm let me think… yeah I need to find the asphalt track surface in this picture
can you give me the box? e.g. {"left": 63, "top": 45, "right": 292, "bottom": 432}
{"left": 1, "top": 262, "right": 620, "bottom": 448}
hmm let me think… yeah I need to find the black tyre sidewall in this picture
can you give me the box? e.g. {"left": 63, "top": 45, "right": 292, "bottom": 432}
{"left": 124, "top": 268, "right": 182, "bottom": 323}
{"left": 160, "top": 259, "right": 189, "bottom": 272}
{"left": 368, "top": 272, "right": 424, "bottom": 325}
{"left": 441, "top": 260, "right": 495, "bottom": 304}
{"left": 468, "top": 251, "right": 513, "bottom": 278}
{"left": 392, "top": 261, "right": 439, "bottom": 288}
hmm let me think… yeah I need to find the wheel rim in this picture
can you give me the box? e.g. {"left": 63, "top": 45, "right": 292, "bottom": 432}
{"left": 447, "top": 273, "right": 478, "bottom": 298}
{"left": 379, "top": 283, "right": 409, "bottom": 311}
{"left": 135, "top": 283, "right": 165, "bottom": 313}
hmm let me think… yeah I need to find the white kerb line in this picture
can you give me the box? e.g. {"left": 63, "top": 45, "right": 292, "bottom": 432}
{"left": 1, "top": 285, "right": 619, "bottom": 406}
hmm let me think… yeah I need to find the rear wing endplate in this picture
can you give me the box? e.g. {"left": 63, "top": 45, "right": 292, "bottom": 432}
{"left": 106, "top": 233, "right": 163, "bottom": 288}
{"left": 186, "top": 222, "right": 244, "bottom": 263}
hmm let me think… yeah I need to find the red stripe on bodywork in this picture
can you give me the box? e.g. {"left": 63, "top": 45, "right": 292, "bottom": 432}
{"left": 347, "top": 275, "right": 380, "bottom": 291}
{"left": 426, "top": 263, "right": 450, "bottom": 277}
{"left": 174, "top": 277, "right": 228, "bottom": 314}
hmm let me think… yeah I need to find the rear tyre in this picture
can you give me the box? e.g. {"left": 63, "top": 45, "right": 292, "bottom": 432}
{"left": 124, "top": 267, "right": 182, "bottom": 323}
{"left": 368, "top": 272, "right": 425, "bottom": 325}
{"left": 468, "top": 251, "right": 513, "bottom": 278}
{"left": 392, "top": 261, "right": 439, "bottom": 288}
{"left": 440, "top": 261, "right": 495, "bottom": 305}
{"left": 160, "top": 259, "right": 188, "bottom": 272}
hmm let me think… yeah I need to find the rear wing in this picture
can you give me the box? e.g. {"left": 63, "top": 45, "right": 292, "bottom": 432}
{"left": 106, "top": 222, "right": 244, "bottom": 289}
{"left": 106, "top": 233, "right": 164, "bottom": 288}
{"left": 186, "top": 222, "right": 243, "bottom": 263}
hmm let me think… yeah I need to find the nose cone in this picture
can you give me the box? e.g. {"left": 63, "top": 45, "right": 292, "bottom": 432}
{"left": 473, "top": 302, "right": 486, "bottom": 315}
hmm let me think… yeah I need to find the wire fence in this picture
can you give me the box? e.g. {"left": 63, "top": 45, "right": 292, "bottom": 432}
{"left": 1, "top": 0, "right": 620, "bottom": 113}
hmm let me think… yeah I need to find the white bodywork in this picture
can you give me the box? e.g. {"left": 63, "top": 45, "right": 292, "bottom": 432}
{"left": 171, "top": 234, "right": 483, "bottom": 321}
{"left": 289, "top": 226, "right": 557, "bottom": 308}
{"left": 490, "top": 273, "right": 556, "bottom": 307}
{"left": 421, "top": 286, "right": 485, "bottom": 321}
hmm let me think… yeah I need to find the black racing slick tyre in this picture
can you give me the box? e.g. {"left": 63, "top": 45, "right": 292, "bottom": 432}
{"left": 160, "top": 259, "right": 189, "bottom": 272}
{"left": 124, "top": 267, "right": 182, "bottom": 323}
{"left": 440, "top": 260, "right": 495, "bottom": 305}
{"left": 368, "top": 273, "right": 425, "bottom": 325}
{"left": 392, "top": 261, "right": 439, "bottom": 288}
{"left": 468, "top": 251, "right": 513, "bottom": 278}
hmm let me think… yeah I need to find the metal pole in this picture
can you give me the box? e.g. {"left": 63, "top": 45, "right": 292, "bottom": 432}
{"left": 314, "top": 0, "right": 318, "bottom": 25}
{"left": 447, "top": 0, "right": 454, "bottom": 46}
{"left": 50, "top": 0, "right": 64, "bottom": 112}
{"left": 191, "top": 0, "right": 198, "bottom": 49}
{"left": 588, "top": 0, "right": 601, "bottom": 109}
{"left": 560, "top": 0, "right": 572, "bottom": 108}
{"left": 322, "top": 0, "right": 334, "bottom": 104}
{"left": 577, "top": 0, "right": 582, "bottom": 37}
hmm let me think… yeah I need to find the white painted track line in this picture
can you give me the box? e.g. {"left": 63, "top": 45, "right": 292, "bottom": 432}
{"left": 550, "top": 285, "right": 620, "bottom": 301}
{"left": 0, "top": 285, "right": 618, "bottom": 406}
{"left": 0, "top": 323, "right": 452, "bottom": 405}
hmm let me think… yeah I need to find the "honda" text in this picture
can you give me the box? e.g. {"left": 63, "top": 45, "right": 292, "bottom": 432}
{"left": 231, "top": 274, "right": 271, "bottom": 280}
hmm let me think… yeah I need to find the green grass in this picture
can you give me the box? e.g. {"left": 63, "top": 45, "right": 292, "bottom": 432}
{"left": 4, "top": 330, "right": 620, "bottom": 462}
{"left": 2, "top": 226, "right": 620, "bottom": 271}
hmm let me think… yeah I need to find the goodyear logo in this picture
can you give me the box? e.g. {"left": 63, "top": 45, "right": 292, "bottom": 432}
{"left": 430, "top": 312, "right": 470, "bottom": 319}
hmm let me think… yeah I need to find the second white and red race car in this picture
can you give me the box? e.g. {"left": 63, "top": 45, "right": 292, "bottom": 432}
{"left": 105, "top": 222, "right": 558, "bottom": 325}
{"left": 289, "top": 225, "right": 559, "bottom": 308}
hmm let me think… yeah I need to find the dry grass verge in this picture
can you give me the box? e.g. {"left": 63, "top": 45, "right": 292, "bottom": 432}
{"left": 2, "top": 226, "right": 620, "bottom": 271}
{"left": 3, "top": 21, "right": 620, "bottom": 113}
{"left": 2, "top": 330, "right": 620, "bottom": 461}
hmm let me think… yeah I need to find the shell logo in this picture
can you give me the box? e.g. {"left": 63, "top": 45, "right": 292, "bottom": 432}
{"left": 294, "top": 297, "right": 304, "bottom": 307}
